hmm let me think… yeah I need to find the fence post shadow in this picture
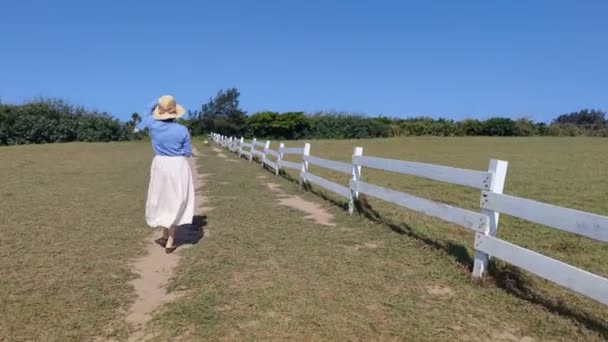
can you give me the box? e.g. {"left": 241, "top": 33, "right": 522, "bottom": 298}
{"left": 356, "top": 196, "right": 608, "bottom": 337}
{"left": 487, "top": 262, "right": 608, "bottom": 338}
{"left": 354, "top": 196, "right": 474, "bottom": 269}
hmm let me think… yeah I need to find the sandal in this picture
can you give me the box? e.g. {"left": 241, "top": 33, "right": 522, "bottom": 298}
{"left": 165, "top": 246, "right": 177, "bottom": 254}
{"left": 154, "top": 237, "right": 168, "bottom": 247}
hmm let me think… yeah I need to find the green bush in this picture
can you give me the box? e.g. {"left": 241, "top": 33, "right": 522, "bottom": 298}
{"left": 0, "top": 99, "right": 131, "bottom": 146}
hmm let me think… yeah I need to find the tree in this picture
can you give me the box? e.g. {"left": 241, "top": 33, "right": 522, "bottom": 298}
{"left": 514, "top": 117, "right": 536, "bottom": 136}
{"left": 481, "top": 117, "right": 516, "bottom": 136}
{"left": 554, "top": 109, "right": 605, "bottom": 127}
{"left": 457, "top": 119, "right": 482, "bottom": 136}
{"left": 130, "top": 112, "right": 142, "bottom": 126}
{"left": 189, "top": 88, "right": 247, "bottom": 136}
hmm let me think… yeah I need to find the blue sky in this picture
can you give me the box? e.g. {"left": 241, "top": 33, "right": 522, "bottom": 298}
{"left": 1, "top": 0, "right": 606, "bottom": 122}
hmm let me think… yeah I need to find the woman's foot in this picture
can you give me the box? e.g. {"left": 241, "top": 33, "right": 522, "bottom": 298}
{"left": 154, "top": 237, "right": 168, "bottom": 247}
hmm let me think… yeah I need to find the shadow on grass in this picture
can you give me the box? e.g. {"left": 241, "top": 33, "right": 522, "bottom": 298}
{"left": 488, "top": 263, "right": 608, "bottom": 339}
{"left": 279, "top": 170, "right": 471, "bottom": 265}
{"left": 357, "top": 197, "right": 608, "bottom": 337}
{"left": 175, "top": 215, "right": 207, "bottom": 246}
{"left": 355, "top": 196, "right": 474, "bottom": 268}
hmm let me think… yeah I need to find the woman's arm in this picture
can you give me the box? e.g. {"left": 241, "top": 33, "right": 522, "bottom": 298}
{"left": 140, "top": 99, "right": 157, "bottom": 128}
{"left": 183, "top": 130, "right": 192, "bottom": 158}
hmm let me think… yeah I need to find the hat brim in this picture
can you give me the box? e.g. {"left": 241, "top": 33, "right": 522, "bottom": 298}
{"left": 153, "top": 104, "right": 185, "bottom": 120}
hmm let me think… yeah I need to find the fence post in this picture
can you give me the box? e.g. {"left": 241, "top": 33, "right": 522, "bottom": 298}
{"left": 239, "top": 137, "right": 244, "bottom": 157}
{"left": 262, "top": 140, "right": 270, "bottom": 168}
{"left": 300, "top": 143, "right": 311, "bottom": 188}
{"left": 250, "top": 138, "right": 256, "bottom": 162}
{"left": 349, "top": 147, "right": 363, "bottom": 215}
{"left": 472, "top": 159, "right": 508, "bottom": 278}
{"left": 278, "top": 143, "right": 285, "bottom": 176}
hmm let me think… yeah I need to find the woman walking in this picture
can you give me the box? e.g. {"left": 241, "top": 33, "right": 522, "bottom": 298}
{"left": 143, "top": 95, "right": 194, "bottom": 253}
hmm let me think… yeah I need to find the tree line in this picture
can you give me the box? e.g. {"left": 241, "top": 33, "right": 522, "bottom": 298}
{"left": 1, "top": 90, "right": 606, "bottom": 146}
{"left": 187, "top": 88, "right": 608, "bottom": 139}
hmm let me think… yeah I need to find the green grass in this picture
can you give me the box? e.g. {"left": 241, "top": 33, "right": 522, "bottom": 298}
{"left": 2, "top": 137, "right": 608, "bottom": 341}
{"left": 148, "top": 138, "right": 608, "bottom": 341}
{"left": 0, "top": 142, "right": 152, "bottom": 341}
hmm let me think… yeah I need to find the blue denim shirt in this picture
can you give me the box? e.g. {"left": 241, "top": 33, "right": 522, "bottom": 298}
{"left": 142, "top": 100, "right": 192, "bottom": 157}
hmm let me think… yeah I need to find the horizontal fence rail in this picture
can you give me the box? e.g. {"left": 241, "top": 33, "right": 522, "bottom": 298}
{"left": 302, "top": 171, "right": 351, "bottom": 199}
{"left": 280, "top": 147, "right": 304, "bottom": 155}
{"left": 263, "top": 159, "right": 278, "bottom": 173}
{"left": 267, "top": 149, "right": 280, "bottom": 158}
{"left": 351, "top": 180, "right": 489, "bottom": 233}
{"left": 475, "top": 233, "right": 608, "bottom": 305}
{"left": 304, "top": 155, "right": 352, "bottom": 174}
{"left": 279, "top": 160, "right": 301, "bottom": 170}
{"left": 209, "top": 132, "right": 608, "bottom": 307}
{"left": 353, "top": 155, "right": 492, "bottom": 190}
{"left": 481, "top": 191, "right": 608, "bottom": 243}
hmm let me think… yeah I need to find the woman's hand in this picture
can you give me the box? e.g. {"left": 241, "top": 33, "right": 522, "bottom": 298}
{"left": 145, "top": 99, "right": 157, "bottom": 116}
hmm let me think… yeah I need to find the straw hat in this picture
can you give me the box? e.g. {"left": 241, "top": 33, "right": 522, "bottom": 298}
{"left": 153, "top": 95, "right": 185, "bottom": 120}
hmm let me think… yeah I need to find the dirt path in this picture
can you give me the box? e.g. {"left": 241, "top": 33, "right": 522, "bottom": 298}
{"left": 261, "top": 178, "right": 335, "bottom": 226}
{"left": 125, "top": 148, "right": 207, "bottom": 341}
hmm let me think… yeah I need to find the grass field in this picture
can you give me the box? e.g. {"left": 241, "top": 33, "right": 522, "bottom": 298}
{"left": 1, "top": 137, "right": 608, "bottom": 341}
{"left": 0, "top": 143, "right": 152, "bottom": 341}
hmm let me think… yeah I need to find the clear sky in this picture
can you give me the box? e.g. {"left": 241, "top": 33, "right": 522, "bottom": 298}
{"left": 1, "top": 0, "right": 606, "bottom": 122}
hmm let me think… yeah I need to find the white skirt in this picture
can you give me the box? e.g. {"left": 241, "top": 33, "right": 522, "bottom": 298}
{"left": 145, "top": 156, "right": 195, "bottom": 228}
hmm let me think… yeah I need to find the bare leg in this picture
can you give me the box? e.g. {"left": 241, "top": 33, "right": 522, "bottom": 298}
{"left": 154, "top": 227, "right": 170, "bottom": 247}
{"left": 165, "top": 226, "right": 177, "bottom": 253}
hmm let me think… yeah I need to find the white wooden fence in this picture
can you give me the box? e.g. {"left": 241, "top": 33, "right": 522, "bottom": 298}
{"left": 208, "top": 133, "right": 608, "bottom": 306}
